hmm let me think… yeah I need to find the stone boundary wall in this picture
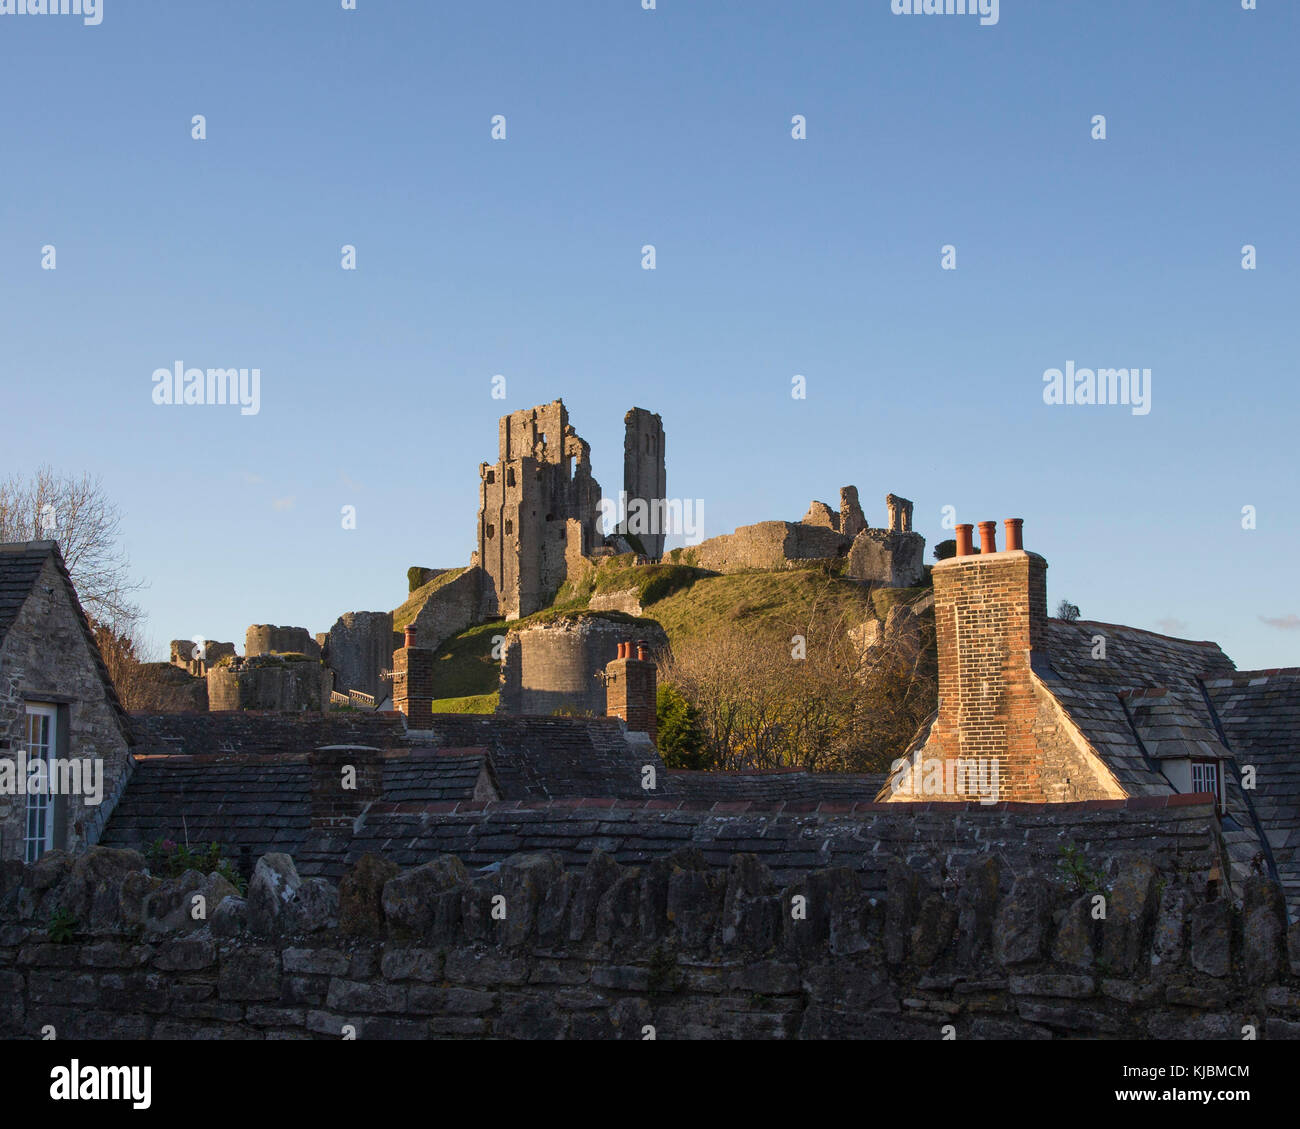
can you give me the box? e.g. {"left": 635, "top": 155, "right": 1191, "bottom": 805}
{"left": 1, "top": 840, "right": 1298, "bottom": 1041}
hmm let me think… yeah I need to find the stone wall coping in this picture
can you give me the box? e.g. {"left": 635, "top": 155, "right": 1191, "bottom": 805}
{"left": 360, "top": 795, "right": 1217, "bottom": 817}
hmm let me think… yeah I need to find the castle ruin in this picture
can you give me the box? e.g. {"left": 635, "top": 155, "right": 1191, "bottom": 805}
{"left": 476, "top": 400, "right": 667, "bottom": 620}
{"left": 622, "top": 408, "right": 667, "bottom": 561}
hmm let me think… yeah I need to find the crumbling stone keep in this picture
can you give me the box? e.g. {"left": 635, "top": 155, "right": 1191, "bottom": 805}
{"left": 476, "top": 401, "right": 605, "bottom": 620}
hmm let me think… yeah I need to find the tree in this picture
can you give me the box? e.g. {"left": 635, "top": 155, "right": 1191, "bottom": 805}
{"left": 0, "top": 467, "right": 154, "bottom": 706}
{"left": 0, "top": 466, "right": 144, "bottom": 630}
{"left": 1056, "top": 599, "right": 1081, "bottom": 623}
{"left": 656, "top": 580, "right": 938, "bottom": 774}
{"left": 656, "top": 683, "right": 710, "bottom": 769}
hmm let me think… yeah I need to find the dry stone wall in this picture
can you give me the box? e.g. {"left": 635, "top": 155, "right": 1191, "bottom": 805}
{"left": 1, "top": 841, "right": 1297, "bottom": 1041}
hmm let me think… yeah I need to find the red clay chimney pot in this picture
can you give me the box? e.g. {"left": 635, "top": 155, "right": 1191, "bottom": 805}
{"left": 1004, "top": 518, "right": 1024, "bottom": 551}
{"left": 404, "top": 625, "right": 417, "bottom": 648}
{"left": 955, "top": 524, "right": 974, "bottom": 557}
{"left": 978, "top": 521, "right": 997, "bottom": 555}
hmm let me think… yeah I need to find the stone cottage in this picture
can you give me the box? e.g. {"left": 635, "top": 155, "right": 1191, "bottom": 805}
{"left": 883, "top": 518, "right": 1300, "bottom": 914}
{"left": 0, "top": 541, "right": 134, "bottom": 863}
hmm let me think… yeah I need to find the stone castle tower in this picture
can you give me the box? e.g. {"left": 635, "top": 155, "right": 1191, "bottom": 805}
{"left": 476, "top": 400, "right": 604, "bottom": 620}
{"left": 622, "top": 407, "right": 667, "bottom": 562}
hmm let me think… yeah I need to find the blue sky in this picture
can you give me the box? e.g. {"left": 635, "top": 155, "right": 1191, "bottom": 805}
{"left": 2, "top": 0, "right": 1297, "bottom": 668}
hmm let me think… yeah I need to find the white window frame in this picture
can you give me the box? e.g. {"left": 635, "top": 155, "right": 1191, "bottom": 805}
{"left": 24, "top": 704, "right": 58, "bottom": 863}
{"left": 1190, "top": 758, "right": 1222, "bottom": 814}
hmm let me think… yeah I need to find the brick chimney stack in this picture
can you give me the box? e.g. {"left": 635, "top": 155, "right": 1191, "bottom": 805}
{"left": 928, "top": 518, "right": 1049, "bottom": 800}
{"left": 605, "top": 638, "right": 657, "bottom": 741}
{"left": 392, "top": 625, "right": 434, "bottom": 728}
{"left": 309, "top": 745, "right": 382, "bottom": 830}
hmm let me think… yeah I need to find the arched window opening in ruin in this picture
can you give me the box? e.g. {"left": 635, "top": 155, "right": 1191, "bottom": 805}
{"left": 539, "top": 433, "right": 548, "bottom": 446}
{"left": 505, "top": 520, "right": 513, "bottom": 535}
{"left": 486, "top": 524, "right": 495, "bottom": 539}
{"left": 486, "top": 470, "right": 495, "bottom": 485}
{"left": 506, "top": 468, "right": 515, "bottom": 487}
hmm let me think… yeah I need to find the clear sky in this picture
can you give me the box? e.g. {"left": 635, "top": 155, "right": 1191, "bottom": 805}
{"left": 2, "top": 0, "right": 1296, "bottom": 669}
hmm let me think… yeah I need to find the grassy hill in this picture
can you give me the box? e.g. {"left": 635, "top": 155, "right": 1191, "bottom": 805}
{"left": 426, "top": 559, "right": 925, "bottom": 713}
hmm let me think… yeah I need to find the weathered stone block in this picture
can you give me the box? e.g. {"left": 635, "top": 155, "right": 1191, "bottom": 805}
{"left": 380, "top": 947, "right": 442, "bottom": 983}
{"left": 1241, "top": 876, "right": 1286, "bottom": 985}
{"left": 153, "top": 937, "right": 216, "bottom": 971}
{"left": 283, "top": 948, "right": 349, "bottom": 977}
{"left": 1009, "top": 974, "right": 1095, "bottom": 998}
{"left": 219, "top": 948, "right": 282, "bottom": 1001}
{"left": 325, "top": 978, "right": 406, "bottom": 1014}
{"left": 1188, "top": 900, "right": 1233, "bottom": 978}
{"left": 993, "top": 876, "right": 1053, "bottom": 967}
{"left": 339, "top": 854, "right": 400, "bottom": 938}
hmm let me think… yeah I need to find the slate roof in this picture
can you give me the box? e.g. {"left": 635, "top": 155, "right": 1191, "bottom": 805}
{"left": 1038, "top": 619, "right": 1236, "bottom": 795}
{"left": 1037, "top": 621, "right": 1300, "bottom": 911}
{"left": 383, "top": 749, "right": 497, "bottom": 803}
{"left": 130, "top": 711, "right": 408, "bottom": 757}
{"left": 664, "top": 768, "right": 887, "bottom": 803}
{"left": 0, "top": 541, "right": 51, "bottom": 647}
{"left": 1204, "top": 669, "right": 1300, "bottom": 914}
{"left": 99, "top": 747, "right": 498, "bottom": 864}
{"left": 410, "top": 715, "right": 658, "bottom": 800}
{"left": 1123, "top": 688, "right": 1230, "bottom": 761}
{"left": 99, "top": 754, "right": 312, "bottom": 863}
{"left": 289, "top": 794, "right": 1218, "bottom": 885}
{"left": 0, "top": 540, "right": 132, "bottom": 745}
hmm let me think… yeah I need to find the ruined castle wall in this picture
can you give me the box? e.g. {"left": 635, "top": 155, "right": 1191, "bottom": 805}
{"left": 3, "top": 829, "right": 1296, "bottom": 1041}
{"left": 691, "top": 522, "right": 848, "bottom": 573}
{"left": 169, "top": 640, "right": 236, "bottom": 677}
{"left": 846, "top": 530, "right": 927, "bottom": 588}
{"left": 321, "top": 612, "right": 394, "bottom": 701}
{"left": 497, "top": 616, "right": 669, "bottom": 718}
{"left": 245, "top": 626, "right": 321, "bottom": 660}
{"left": 408, "top": 568, "right": 485, "bottom": 658}
{"left": 207, "top": 663, "right": 332, "bottom": 713}
{"left": 624, "top": 409, "right": 667, "bottom": 561}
